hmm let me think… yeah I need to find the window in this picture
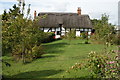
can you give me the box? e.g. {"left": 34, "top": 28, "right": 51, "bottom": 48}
{"left": 57, "top": 31, "right": 61, "bottom": 35}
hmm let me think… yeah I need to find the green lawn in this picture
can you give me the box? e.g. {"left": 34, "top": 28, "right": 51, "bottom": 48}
{"left": 2, "top": 39, "right": 116, "bottom": 79}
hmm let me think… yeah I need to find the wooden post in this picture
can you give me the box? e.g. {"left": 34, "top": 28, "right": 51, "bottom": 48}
{"left": 50, "top": 28, "right": 52, "bottom": 32}
{"left": 60, "top": 26, "right": 62, "bottom": 36}
{"left": 79, "top": 28, "right": 81, "bottom": 37}
{"left": 65, "top": 28, "right": 66, "bottom": 36}
{"left": 55, "top": 27, "right": 56, "bottom": 32}
{"left": 70, "top": 28, "right": 71, "bottom": 32}
{"left": 83, "top": 28, "right": 85, "bottom": 32}
{"left": 43, "top": 27, "right": 44, "bottom": 32}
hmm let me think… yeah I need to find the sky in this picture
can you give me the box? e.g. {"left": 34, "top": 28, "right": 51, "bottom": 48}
{"left": 0, "top": 0, "right": 119, "bottom": 25}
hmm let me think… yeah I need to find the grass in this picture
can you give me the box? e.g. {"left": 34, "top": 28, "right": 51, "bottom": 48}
{"left": 2, "top": 39, "right": 116, "bottom": 79}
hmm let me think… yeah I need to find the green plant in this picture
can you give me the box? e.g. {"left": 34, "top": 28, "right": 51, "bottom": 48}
{"left": 81, "top": 32, "right": 88, "bottom": 39}
{"left": 69, "top": 50, "right": 119, "bottom": 78}
{"left": 2, "top": 39, "right": 117, "bottom": 78}
{"left": 42, "top": 32, "right": 55, "bottom": 43}
{"left": 87, "top": 51, "right": 119, "bottom": 78}
{"left": 91, "top": 14, "right": 116, "bottom": 44}
{"left": 112, "top": 34, "right": 120, "bottom": 45}
{"left": 66, "top": 29, "right": 76, "bottom": 40}
{"left": 32, "top": 45, "right": 45, "bottom": 59}
{"left": 65, "top": 29, "right": 76, "bottom": 44}
{"left": 2, "top": 1, "right": 46, "bottom": 63}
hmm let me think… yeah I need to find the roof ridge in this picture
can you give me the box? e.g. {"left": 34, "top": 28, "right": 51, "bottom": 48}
{"left": 38, "top": 12, "right": 89, "bottom": 16}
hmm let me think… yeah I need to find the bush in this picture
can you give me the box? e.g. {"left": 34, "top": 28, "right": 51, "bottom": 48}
{"left": 86, "top": 51, "right": 119, "bottom": 78}
{"left": 2, "top": 2, "right": 46, "bottom": 63}
{"left": 41, "top": 32, "right": 55, "bottom": 43}
{"left": 12, "top": 45, "right": 45, "bottom": 62}
{"left": 66, "top": 29, "right": 76, "bottom": 40}
{"left": 12, "top": 45, "right": 23, "bottom": 61}
{"left": 32, "top": 45, "right": 45, "bottom": 59}
{"left": 90, "top": 33, "right": 120, "bottom": 45}
{"left": 68, "top": 49, "right": 119, "bottom": 78}
{"left": 112, "top": 34, "right": 120, "bottom": 45}
{"left": 91, "top": 14, "right": 116, "bottom": 45}
{"left": 81, "top": 32, "right": 88, "bottom": 39}
{"left": 84, "top": 40, "right": 89, "bottom": 44}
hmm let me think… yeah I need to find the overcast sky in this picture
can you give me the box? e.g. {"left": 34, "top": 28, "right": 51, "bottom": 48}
{"left": 0, "top": 0, "right": 119, "bottom": 25}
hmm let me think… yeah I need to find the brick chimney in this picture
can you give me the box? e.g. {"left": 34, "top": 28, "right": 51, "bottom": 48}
{"left": 34, "top": 10, "right": 37, "bottom": 19}
{"left": 77, "top": 7, "right": 81, "bottom": 15}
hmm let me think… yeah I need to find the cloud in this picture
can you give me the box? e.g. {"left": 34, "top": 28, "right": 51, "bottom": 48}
{"left": 0, "top": 0, "right": 16, "bottom": 3}
{"left": 0, "top": 0, "right": 119, "bottom": 24}
{"left": 53, "top": 3, "right": 68, "bottom": 12}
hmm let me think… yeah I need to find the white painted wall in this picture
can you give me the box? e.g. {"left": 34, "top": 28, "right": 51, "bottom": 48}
{"left": 55, "top": 35, "right": 61, "bottom": 38}
{"left": 40, "top": 27, "right": 92, "bottom": 39}
{"left": 56, "top": 27, "right": 60, "bottom": 31}
{"left": 55, "top": 27, "right": 61, "bottom": 38}
{"left": 44, "top": 28, "right": 49, "bottom": 32}
{"left": 88, "top": 32, "right": 91, "bottom": 35}
{"left": 61, "top": 27, "right": 65, "bottom": 36}
{"left": 88, "top": 32, "right": 91, "bottom": 38}
{"left": 61, "top": 31, "right": 65, "bottom": 36}
{"left": 76, "top": 31, "right": 80, "bottom": 37}
{"left": 52, "top": 28, "right": 55, "bottom": 31}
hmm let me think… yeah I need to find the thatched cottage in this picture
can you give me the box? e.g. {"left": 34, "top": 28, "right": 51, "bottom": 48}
{"left": 35, "top": 8, "right": 93, "bottom": 38}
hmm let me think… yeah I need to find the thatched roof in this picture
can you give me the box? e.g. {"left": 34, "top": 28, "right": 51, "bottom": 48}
{"left": 38, "top": 12, "right": 93, "bottom": 28}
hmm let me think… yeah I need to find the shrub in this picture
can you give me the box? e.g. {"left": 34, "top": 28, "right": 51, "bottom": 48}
{"left": 112, "top": 34, "right": 120, "bottom": 45}
{"left": 91, "top": 14, "right": 116, "bottom": 45}
{"left": 2, "top": 2, "right": 46, "bottom": 63}
{"left": 90, "top": 33, "right": 120, "bottom": 45}
{"left": 41, "top": 32, "right": 55, "bottom": 43}
{"left": 12, "top": 44, "right": 23, "bottom": 61}
{"left": 32, "top": 45, "right": 45, "bottom": 59}
{"left": 81, "top": 32, "right": 88, "bottom": 39}
{"left": 12, "top": 45, "right": 45, "bottom": 62}
{"left": 66, "top": 29, "right": 76, "bottom": 40}
{"left": 84, "top": 40, "right": 89, "bottom": 44}
{"left": 68, "top": 50, "right": 119, "bottom": 78}
{"left": 86, "top": 51, "right": 119, "bottom": 78}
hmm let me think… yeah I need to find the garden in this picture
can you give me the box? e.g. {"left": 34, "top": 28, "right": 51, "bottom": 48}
{"left": 1, "top": 1, "right": 120, "bottom": 80}
{"left": 2, "top": 39, "right": 118, "bottom": 79}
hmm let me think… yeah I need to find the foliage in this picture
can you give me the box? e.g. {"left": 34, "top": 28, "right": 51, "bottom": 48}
{"left": 41, "top": 32, "right": 55, "bottom": 43}
{"left": 91, "top": 14, "right": 116, "bottom": 44}
{"left": 87, "top": 51, "right": 119, "bottom": 78}
{"left": 3, "top": 39, "right": 113, "bottom": 78}
{"left": 2, "top": 3, "right": 24, "bottom": 55}
{"left": 80, "top": 32, "right": 89, "bottom": 44}
{"left": 65, "top": 29, "right": 76, "bottom": 44}
{"left": 68, "top": 48, "right": 119, "bottom": 78}
{"left": 112, "top": 34, "right": 120, "bottom": 45}
{"left": 66, "top": 29, "right": 76, "bottom": 39}
{"left": 31, "top": 45, "right": 45, "bottom": 59}
{"left": 80, "top": 32, "right": 88, "bottom": 39}
{"left": 2, "top": 1, "right": 45, "bottom": 63}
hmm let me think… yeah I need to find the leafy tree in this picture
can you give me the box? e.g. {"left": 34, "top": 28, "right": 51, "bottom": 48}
{"left": 2, "top": 1, "right": 25, "bottom": 55}
{"left": 2, "top": 1, "right": 45, "bottom": 63}
{"left": 91, "top": 14, "right": 115, "bottom": 44}
{"left": 2, "top": 10, "right": 9, "bottom": 21}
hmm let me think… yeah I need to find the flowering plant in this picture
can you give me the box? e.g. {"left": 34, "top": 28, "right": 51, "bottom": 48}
{"left": 87, "top": 51, "right": 119, "bottom": 78}
{"left": 68, "top": 50, "right": 119, "bottom": 78}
